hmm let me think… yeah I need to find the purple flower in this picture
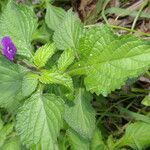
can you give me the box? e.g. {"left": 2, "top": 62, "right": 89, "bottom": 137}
{"left": 1, "top": 36, "right": 17, "bottom": 61}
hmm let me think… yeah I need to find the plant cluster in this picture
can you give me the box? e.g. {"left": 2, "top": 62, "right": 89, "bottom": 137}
{"left": 0, "top": 1, "right": 150, "bottom": 150}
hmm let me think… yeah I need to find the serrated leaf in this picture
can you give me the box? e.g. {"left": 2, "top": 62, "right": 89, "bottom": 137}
{"left": 64, "top": 88, "right": 96, "bottom": 139}
{"left": 115, "top": 122, "right": 150, "bottom": 149}
{"left": 0, "top": 1, "right": 37, "bottom": 58}
{"left": 39, "top": 70, "right": 73, "bottom": 91}
{"left": 67, "top": 129, "right": 90, "bottom": 150}
{"left": 0, "top": 56, "right": 38, "bottom": 110}
{"left": 74, "top": 25, "right": 150, "bottom": 95}
{"left": 53, "top": 9, "right": 83, "bottom": 50}
{"left": 141, "top": 94, "right": 150, "bottom": 106}
{"left": 34, "top": 43, "right": 56, "bottom": 68}
{"left": 58, "top": 48, "right": 75, "bottom": 72}
{"left": 21, "top": 73, "right": 38, "bottom": 98}
{"left": 45, "top": 4, "right": 66, "bottom": 31}
{"left": 16, "top": 91, "right": 64, "bottom": 150}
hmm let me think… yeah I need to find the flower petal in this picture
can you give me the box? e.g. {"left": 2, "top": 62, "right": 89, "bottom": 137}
{"left": 1, "top": 36, "right": 17, "bottom": 61}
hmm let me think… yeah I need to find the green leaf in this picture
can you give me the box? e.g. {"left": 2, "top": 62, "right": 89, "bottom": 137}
{"left": 0, "top": 116, "right": 3, "bottom": 131}
{"left": 74, "top": 25, "right": 150, "bottom": 95}
{"left": 53, "top": 9, "right": 83, "bottom": 50}
{"left": 1, "top": 137, "right": 21, "bottom": 150}
{"left": 0, "top": 1, "right": 37, "bottom": 58}
{"left": 115, "top": 122, "right": 150, "bottom": 149}
{"left": 32, "top": 23, "right": 53, "bottom": 43}
{"left": 64, "top": 88, "right": 96, "bottom": 139}
{"left": 141, "top": 94, "right": 150, "bottom": 106}
{"left": 91, "top": 129, "right": 107, "bottom": 150}
{"left": 39, "top": 70, "right": 73, "bottom": 91}
{"left": 21, "top": 73, "right": 38, "bottom": 98}
{"left": 67, "top": 129, "right": 90, "bottom": 150}
{"left": 45, "top": 4, "right": 66, "bottom": 31}
{"left": 45, "top": 84, "right": 75, "bottom": 101}
{"left": 119, "top": 106, "right": 150, "bottom": 124}
{"left": 34, "top": 43, "right": 56, "bottom": 68}
{"left": 0, "top": 56, "right": 38, "bottom": 110}
{"left": 16, "top": 91, "right": 64, "bottom": 150}
{"left": 107, "top": 135, "right": 116, "bottom": 150}
{"left": 58, "top": 48, "right": 75, "bottom": 72}
{"left": 0, "top": 123, "right": 14, "bottom": 147}
{"left": 0, "top": 0, "right": 8, "bottom": 13}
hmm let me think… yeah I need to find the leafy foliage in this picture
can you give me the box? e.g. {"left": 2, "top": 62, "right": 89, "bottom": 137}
{"left": 0, "top": 0, "right": 150, "bottom": 149}
{"left": 65, "top": 88, "right": 96, "bottom": 139}
{"left": 0, "top": 123, "right": 14, "bottom": 147}
{"left": 57, "top": 48, "right": 75, "bottom": 72}
{"left": 142, "top": 94, "right": 150, "bottom": 106}
{"left": 67, "top": 129, "right": 90, "bottom": 150}
{"left": 16, "top": 90, "right": 64, "bottom": 149}
{"left": 53, "top": 9, "right": 83, "bottom": 50}
{"left": 1, "top": 137, "right": 21, "bottom": 150}
{"left": 114, "top": 122, "right": 150, "bottom": 149}
{"left": 0, "top": 1, "right": 37, "bottom": 58}
{"left": 34, "top": 43, "right": 56, "bottom": 68}
{"left": 73, "top": 25, "right": 150, "bottom": 95}
{"left": 0, "top": 56, "right": 37, "bottom": 110}
{"left": 39, "top": 70, "right": 73, "bottom": 91}
{"left": 45, "top": 4, "right": 66, "bottom": 31}
{"left": 91, "top": 129, "right": 106, "bottom": 150}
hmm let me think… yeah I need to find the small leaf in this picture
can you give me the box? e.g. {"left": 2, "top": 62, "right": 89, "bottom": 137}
{"left": 45, "top": 4, "right": 66, "bottom": 31}
{"left": 34, "top": 43, "right": 56, "bottom": 68}
{"left": 73, "top": 25, "right": 150, "bottom": 95}
{"left": 0, "top": 116, "right": 3, "bottom": 131}
{"left": 16, "top": 91, "right": 64, "bottom": 149}
{"left": 107, "top": 135, "right": 116, "bottom": 150}
{"left": 91, "top": 129, "right": 107, "bottom": 150}
{"left": 67, "top": 129, "right": 90, "bottom": 150}
{"left": 1, "top": 137, "right": 21, "bottom": 150}
{"left": 0, "top": 56, "right": 38, "bottom": 110}
{"left": 115, "top": 122, "right": 150, "bottom": 149}
{"left": 32, "top": 23, "right": 53, "bottom": 43}
{"left": 0, "top": 1, "right": 37, "bottom": 58}
{"left": 58, "top": 48, "right": 75, "bottom": 72}
{"left": 0, "top": 123, "right": 14, "bottom": 147}
{"left": 141, "top": 94, "right": 150, "bottom": 106}
{"left": 39, "top": 70, "right": 73, "bottom": 91}
{"left": 53, "top": 9, "right": 83, "bottom": 50}
{"left": 21, "top": 73, "right": 38, "bottom": 97}
{"left": 64, "top": 88, "right": 96, "bottom": 139}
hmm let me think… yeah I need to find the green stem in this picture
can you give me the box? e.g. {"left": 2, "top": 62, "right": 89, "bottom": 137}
{"left": 17, "top": 60, "right": 41, "bottom": 75}
{"left": 96, "top": 97, "right": 132, "bottom": 125}
{"left": 101, "top": 0, "right": 111, "bottom": 25}
{"left": 111, "top": 25, "right": 150, "bottom": 36}
{"left": 131, "top": 87, "right": 150, "bottom": 93}
{"left": 96, "top": 112, "right": 128, "bottom": 118}
{"left": 131, "top": 0, "right": 148, "bottom": 30}
{"left": 85, "top": 24, "right": 150, "bottom": 36}
{"left": 111, "top": 25, "right": 135, "bottom": 32}
{"left": 66, "top": 66, "right": 85, "bottom": 76}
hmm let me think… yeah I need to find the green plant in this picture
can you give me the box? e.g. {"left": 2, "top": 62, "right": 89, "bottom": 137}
{"left": 0, "top": 1, "right": 149, "bottom": 149}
